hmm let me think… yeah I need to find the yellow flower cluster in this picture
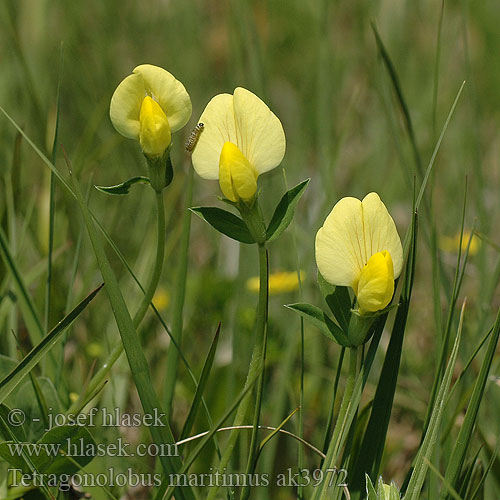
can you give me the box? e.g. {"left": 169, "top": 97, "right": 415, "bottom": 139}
{"left": 110, "top": 65, "right": 403, "bottom": 315}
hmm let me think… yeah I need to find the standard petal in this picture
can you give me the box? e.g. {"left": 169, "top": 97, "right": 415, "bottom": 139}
{"left": 191, "top": 94, "right": 237, "bottom": 180}
{"left": 361, "top": 193, "right": 403, "bottom": 279}
{"left": 109, "top": 72, "right": 145, "bottom": 139}
{"left": 133, "top": 64, "right": 192, "bottom": 132}
{"left": 233, "top": 87, "right": 286, "bottom": 175}
{"left": 315, "top": 197, "right": 366, "bottom": 287}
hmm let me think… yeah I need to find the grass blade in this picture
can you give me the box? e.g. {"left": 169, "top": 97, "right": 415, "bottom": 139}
{"left": 65, "top": 152, "right": 194, "bottom": 500}
{"left": 180, "top": 323, "right": 221, "bottom": 440}
{"left": 159, "top": 373, "right": 258, "bottom": 500}
{"left": 0, "top": 225, "right": 44, "bottom": 345}
{"left": 403, "top": 300, "right": 465, "bottom": 500}
{"left": 439, "top": 306, "right": 500, "bottom": 498}
{"left": 349, "top": 210, "right": 418, "bottom": 499}
{"left": 0, "top": 284, "right": 103, "bottom": 404}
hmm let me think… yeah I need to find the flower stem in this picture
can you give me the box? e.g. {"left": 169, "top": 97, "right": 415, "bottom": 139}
{"left": 206, "top": 240, "right": 269, "bottom": 500}
{"left": 68, "top": 189, "right": 166, "bottom": 413}
{"left": 240, "top": 242, "right": 269, "bottom": 500}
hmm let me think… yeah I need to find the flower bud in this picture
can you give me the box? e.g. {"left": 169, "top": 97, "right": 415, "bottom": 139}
{"left": 355, "top": 250, "right": 394, "bottom": 314}
{"left": 139, "top": 96, "right": 171, "bottom": 158}
{"left": 219, "top": 141, "right": 258, "bottom": 203}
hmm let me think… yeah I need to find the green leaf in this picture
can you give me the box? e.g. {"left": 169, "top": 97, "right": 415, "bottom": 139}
{"left": 285, "top": 303, "right": 351, "bottom": 347}
{"left": 318, "top": 273, "right": 351, "bottom": 332}
{"left": 0, "top": 284, "right": 103, "bottom": 405}
{"left": 95, "top": 176, "right": 150, "bottom": 195}
{"left": 190, "top": 206, "right": 255, "bottom": 244}
{"left": 266, "top": 178, "right": 309, "bottom": 242}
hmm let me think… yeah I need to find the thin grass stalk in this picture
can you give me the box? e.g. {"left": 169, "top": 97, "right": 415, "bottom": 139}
{"left": 312, "top": 346, "right": 359, "bottom": 500}
{"left": 163, "top": 169, "right": 193, "bottom": 417}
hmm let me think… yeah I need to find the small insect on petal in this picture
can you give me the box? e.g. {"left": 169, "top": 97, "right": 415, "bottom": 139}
{"left": 185, "top": 122, "right": 205, "bottom": 153}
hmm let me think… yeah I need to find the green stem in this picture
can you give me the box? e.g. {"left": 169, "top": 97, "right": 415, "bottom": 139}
{"left": 206, "top": 240, "right": 269, "bottom": 500}
{"left": 68, "top": 190, "right": 165, "bottom": 413}
{"left": 240, "top": 243, "right": 269, "bottom": 500}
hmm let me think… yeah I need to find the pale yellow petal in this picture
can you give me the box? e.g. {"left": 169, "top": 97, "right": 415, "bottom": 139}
{"left": 233, "top": 87, "right": 286, "bottom": 174}
{"left": 109, "top": 72, "right": 145, "bottom": 139}
{"left": 315, "top": 197, "right": 366, "bottom": 286}
{"left": 315, "top": 193, "right": 403, "bottom": 288}
{"left": 133, "top": 64, "right": 192, "bottom": 132}
{"left": 361, "top": 193, "right": 403, "bottom": 279}
{"left": 191, "top": 94, "right": 237, "bottom": 180}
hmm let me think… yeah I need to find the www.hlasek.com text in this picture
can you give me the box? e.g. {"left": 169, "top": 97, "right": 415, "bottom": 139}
{"left": 6, "top": 438, "right": 179, "bottom": 458}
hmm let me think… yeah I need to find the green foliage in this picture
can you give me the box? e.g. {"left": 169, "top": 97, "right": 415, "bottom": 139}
{"left": 95, "top": 176, "right": 151, "bottom": 195}
{"left": 0, "top": 1, "right": 499, "bottom": 498}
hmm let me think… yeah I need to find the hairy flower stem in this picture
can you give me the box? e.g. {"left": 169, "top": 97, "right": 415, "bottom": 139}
{"left": 68, "top": 190, "right": 166, "bottom": 414}
{"left": 207, "top": 241, "right": 269, "bottom": 500}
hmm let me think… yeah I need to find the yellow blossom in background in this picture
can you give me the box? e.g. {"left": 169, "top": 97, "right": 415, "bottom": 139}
{"left": 191, "top": 87, "right": 285, "bottom": 203}
{"left": 247, "top": 271, "right": 305, "bottom": 295}
{"left": 86, "top": 342, "right": 103, "bottom": 358}
{"left": 439, "top": 231, "right": 480, "bottom": 256}
{"left": 315, "top": 193, "right": 403, "bottom": 315}
{"left": 153, "top": 287, "right": 170, "bottom": 311}
{"left": 69, "top": 392, "right": 79, "bottom": 404}
{"left": 110, "top": 64, "right": 192, "bottom": 158}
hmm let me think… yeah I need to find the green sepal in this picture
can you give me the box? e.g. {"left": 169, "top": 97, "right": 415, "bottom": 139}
{"left": 190, "top": 207, "right": 255, "bottom": 244}
{"left": 95, "top": 176, "right": 151, "bottom": 195}
{"left": 145, "top": 145, "right": 174, "bottom": 192}
{"left": 285, "top": 303, "right": 352, "bottom": 347}
{"left": 266, "top": 178, "right": 309, "bottom": 242}
{"left": 318, "top": 272, "right": 352, "bottom": 333}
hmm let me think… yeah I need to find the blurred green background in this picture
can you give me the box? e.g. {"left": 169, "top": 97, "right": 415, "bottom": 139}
{"left": 1, "top": 0, "right": 499, "bottom": 498}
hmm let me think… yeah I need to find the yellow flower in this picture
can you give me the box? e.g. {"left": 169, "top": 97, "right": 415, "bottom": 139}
{"left": 439, "top": 231, "right": 480, "bottom": 256}
{"left": 247, "top": 271, "right": 305, "bottom": 295}
{"left": 110, "top": 64, "right": 192, "bottom": 158}
{"left": 152, "top": 287, "right": 170, "bottom": 311}
{"left": 69, "top": 392, "right": 79, "bottom": 404}
{"left": 191, "top": 87, "right": 285, "bottom": 203}
{"left": 315, "top": 193, "right": 403, "bottom": 315}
